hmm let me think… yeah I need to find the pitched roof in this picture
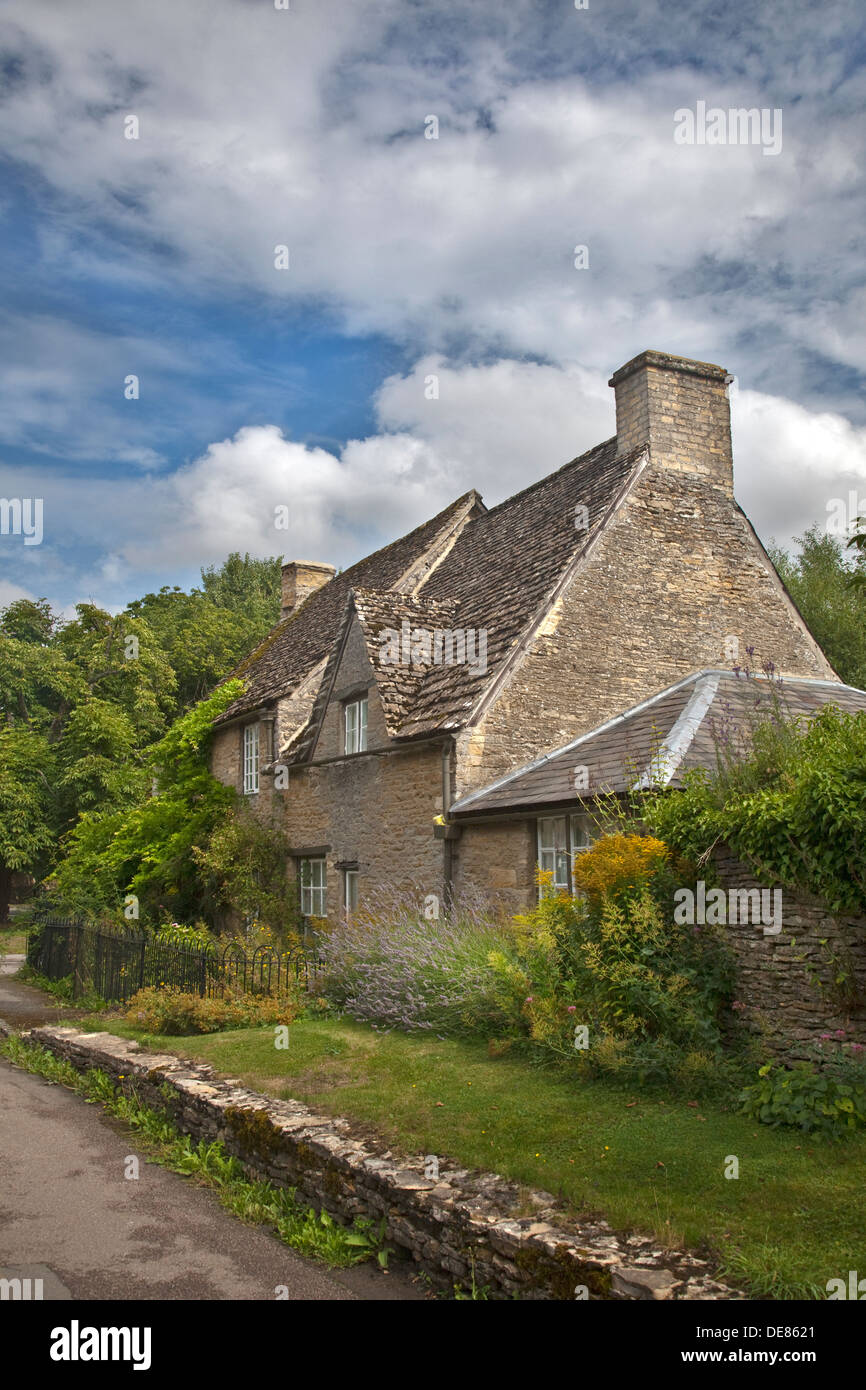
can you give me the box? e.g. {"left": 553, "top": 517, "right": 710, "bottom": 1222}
{"left": 449, "top": 670, "right": 866, "bottom": 817}
{"left": 288, "top": 588, "right": 461, "bottom": 762}
{"left": 219, "top": 433, "right": 645, "bottom": 742}
{"left": 396, "top": 437, "right": 642, "bottom": 735}
{"left": 215, "top": 490, "right": 482, "bottom": 724}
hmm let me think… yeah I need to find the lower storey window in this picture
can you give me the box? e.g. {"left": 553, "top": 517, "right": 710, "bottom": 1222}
{"left": 299, "top": 858, "right": 326, "bottom": 917}
{"left": 537, "top": 815, "right": 592, "bottom": 896}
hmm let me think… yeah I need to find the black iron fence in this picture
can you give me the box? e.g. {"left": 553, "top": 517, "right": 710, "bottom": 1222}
{"left": 27, "top": 916, "right": 322, "bottom": 1004}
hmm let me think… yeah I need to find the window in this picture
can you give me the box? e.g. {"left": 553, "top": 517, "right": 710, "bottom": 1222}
{"left": 344, "top": 696, "right": 368, "bottom": 755}
{"left": 570, "top": 813, "right": 592, "bottom": 854}
{"left": 344, "top": 869, "right": 359, "bottom": 919}
{"left": 537, "top": 817, "right": 569, "bottom": 893}
{"left": 243, "top": 723, "right": 259, "bottom": 795}
{"left": 299, "top": 858, "right": 326, "bottom": 917}
{"left": 537, "top": 814, "right": 593, "bottom": 897}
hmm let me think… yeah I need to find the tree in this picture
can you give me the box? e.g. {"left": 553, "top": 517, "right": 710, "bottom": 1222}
{"left": 848, "top": 515, "right": 866, "bottom": 593}
{"left": 47, "top": 680, "right": 243, "bottom": 923}
{"left": 55, "top": 700, "right": 148, "bottom": 818}
{"left": 0, "top": 597, "right": 59, "bottom": 646}
{"left": 56, "top": 604, "right": 177, "bottom": 741}
{"left": 126, "top": 553, "right": 281, "bottom": 713}
{"left": 0, "top": 552, "right": 281, "bottom": 900}
{"left": 768, "top": 526, "right": 866, "bottom": 690}
{"left": 125, "top": 587, "right": 260, "bottom": 711}
{"left": 197, "top": 552, "right": 281, "bottom": 628}
{"left": 0, "top": 727, "right": 55, "bottom": 920}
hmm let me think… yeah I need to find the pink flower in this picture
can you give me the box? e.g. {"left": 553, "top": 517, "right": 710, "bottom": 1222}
{"left": 566, "top": 1005, "right": 576, "bottom": 1014}
{"left": 525, "top": 996, "right": 534, "bottom": 1004}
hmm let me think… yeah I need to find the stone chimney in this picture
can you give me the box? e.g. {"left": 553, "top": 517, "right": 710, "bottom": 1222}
{"left": 281, "top": 560, "right": 335, "bottom": 620}
{"left": 609, "top": 350, "right": 734, "bottom": 496}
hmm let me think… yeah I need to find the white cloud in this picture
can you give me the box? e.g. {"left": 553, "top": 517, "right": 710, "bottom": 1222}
{"left": 12, "top": 357, "right": 866, "bottom": 614}
{"left": 0, "top": 0, "right": 863, "bottom": 399}
{"left": 0, "top": 578, "right": 36, "bottom": 609}
{"left": 0, "top": 0, "right": 864, "bottom": 610}
{"left": 731, "top": 387, "right": 866, "bottom": 546}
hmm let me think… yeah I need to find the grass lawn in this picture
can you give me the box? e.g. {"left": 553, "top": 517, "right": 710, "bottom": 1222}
{"left": 75, "top": 1012, "right": 866, "bottom": 1299}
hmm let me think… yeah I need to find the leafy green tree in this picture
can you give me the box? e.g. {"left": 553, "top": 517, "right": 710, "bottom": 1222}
{"left": 0, "top": 553, "right": 280, "bottom": 900}
{"left": 768, "top": 526, "right": 866, "bottom": 689}
{"left": 124, "top": 587, "right": 261, "bottom": 711}
{"left": 55, "top": 700, "right": 148, "bottom": 818}
{"left": 0, "top": 727, "right": 55, "bottom": 920}
{"left": 0, "top": 597, "right": 59, "bottom": 645}
{"left": 56, "top": 604, "right": 176, "bottom": 741}
{"left": 197, "top": 552, "right": 281, "bottom": 628}
{"left": 48, "top": 680, "right": 243, "bottom": 923}
{"left": 848, "top": 515, "right": 866, "bottom": 593}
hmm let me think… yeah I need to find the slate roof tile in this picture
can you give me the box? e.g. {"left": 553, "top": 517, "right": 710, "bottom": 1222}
{"left": 215, "top": 490, "right": 481, "bottom": 724}
{"left": 449, "top": 670, "right": 866, "bottom": 816}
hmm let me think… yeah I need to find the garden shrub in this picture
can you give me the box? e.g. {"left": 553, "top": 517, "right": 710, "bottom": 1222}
{"left": 318, "top": 844, "right": 738, "bottom": 1090}
{"left": 739, "top": 1061, "right": 866, "bottom": 1138}
{"left": 318, "top": 886, "right": 516, "bottom": 1036}
{"left": 493, "top": 835, "right": 738, "bottom": 1088}
{"left": 640, "top": 688, "right": 866, "bottom": 915}
{"left": 152, "top": 920, "right": 216, "bottom": 951}
{"left": 124, "top": 985, "right": 300, "bottom": 1035}
{"left": 571, "top": 833, "right": 671, "bottom": 903}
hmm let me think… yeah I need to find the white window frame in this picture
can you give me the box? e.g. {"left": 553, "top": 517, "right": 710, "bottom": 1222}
{"left": 344, "top": 869, "right": 359, "bottom": 919}
{"left": 536, "top": 813, "right": 593, "bottom": 897}
{"left": 344, "top": 696, "right": 368, "bottom": 755}
{"left": 299, "top": 858, "right": 326, "bottom": 917}
{"left": 242, "top": 722, "right": 260, "bottom": 795}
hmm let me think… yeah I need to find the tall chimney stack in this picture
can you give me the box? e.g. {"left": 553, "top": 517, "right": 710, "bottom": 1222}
{"left": 281, "top": 560, "right": 336, "bottom": 620}
{"left": 609, "top": 350, "right": 734, "bottom": 496}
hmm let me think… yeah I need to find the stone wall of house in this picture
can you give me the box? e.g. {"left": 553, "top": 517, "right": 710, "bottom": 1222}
{"left": 712, "top": 849, "right": 866, "bottom": 1059}
{"left": 211, "top": 722, "right": 243, "bottom": 789}
{"left": 456, "top": 457, "right": 836, "bottom": 799}
{"left": 211, "top": 647, "right": 447, "bottom": 923}
{"left": 269, "top": 741, "right": 447, "bottom": 921}
{"left": 22, "top": 1025, "right": 736, "bottom": 1301}
{"left": 452, "top": 819, "right": 537, "bottom": 916}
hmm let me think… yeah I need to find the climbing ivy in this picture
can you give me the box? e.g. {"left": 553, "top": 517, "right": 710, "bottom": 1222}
{"left": 639, "top": 701, "right": 866, "bottom": 915}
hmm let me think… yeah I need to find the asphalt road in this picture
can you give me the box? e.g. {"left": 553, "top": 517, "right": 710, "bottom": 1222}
{"left": 0, "top": 1040, "right": 423, "bottom": 1302}
{"left": 0, "top": 953, "right": 87, "bottom": 1028}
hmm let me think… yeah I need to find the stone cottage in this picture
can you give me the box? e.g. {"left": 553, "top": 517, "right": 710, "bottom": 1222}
{"left": 211, "top": 349, "right": 842, "bottom": 924}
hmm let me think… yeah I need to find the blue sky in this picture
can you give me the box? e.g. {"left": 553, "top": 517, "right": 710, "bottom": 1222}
{"left": 0, "top": 0, "right": 864, "bottom": 614}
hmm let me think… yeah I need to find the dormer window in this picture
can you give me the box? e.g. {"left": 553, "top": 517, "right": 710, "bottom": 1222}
{"left": 243, "top": 722, "right": 260, "bottom": 794}
{"left": 344, "top": 697, "right": 368, "bottom": 755}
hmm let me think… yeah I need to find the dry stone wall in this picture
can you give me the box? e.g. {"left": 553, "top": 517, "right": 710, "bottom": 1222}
{"left": 22, "top": 1025, "right": 738, "bottom": 1302}
{"left": 713, "top": 849, "right": 866, "bottom": 1059}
